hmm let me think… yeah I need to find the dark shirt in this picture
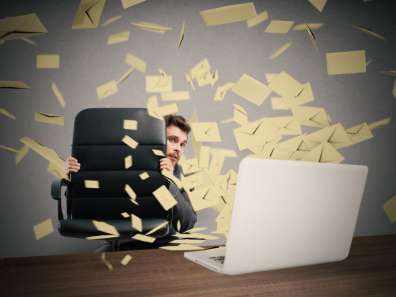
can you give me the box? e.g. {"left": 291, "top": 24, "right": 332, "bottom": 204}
{"left": 168, "top": 164, "right": 197, "bottom": 233}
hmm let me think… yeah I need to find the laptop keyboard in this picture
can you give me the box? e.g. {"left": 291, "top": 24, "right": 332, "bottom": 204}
{"left": 209, "top": 256, "right": 225, "bottom": 264}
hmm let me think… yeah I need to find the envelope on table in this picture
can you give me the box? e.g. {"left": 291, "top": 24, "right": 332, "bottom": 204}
{"left": 0, "top": 13, "right": 47, "bottom": 42}
{"left": 292, "top": 106, "right": 330, "bottom": 128}
{"left": 72, "top": 0, "right": 106, "bottom": 29}
{"left": 301, "top": 142, "right": 344, "bottom": 163}
{"left": 191, "top": 122, "right": 221, "bottom": 142}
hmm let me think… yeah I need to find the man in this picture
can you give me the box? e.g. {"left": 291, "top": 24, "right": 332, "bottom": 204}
{"left": 65, "top": 114, "right": 197, "bottom": 236}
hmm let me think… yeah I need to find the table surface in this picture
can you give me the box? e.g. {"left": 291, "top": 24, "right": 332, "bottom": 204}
{"left": 1, "top": 235, "right": 396, "bottom": 297}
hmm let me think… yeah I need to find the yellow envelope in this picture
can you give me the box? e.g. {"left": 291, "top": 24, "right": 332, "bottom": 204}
{"left": 213, "top": 82, "right": 234, "bottom": 101}
{"left": 146, "top": 75, "right": 173, "bottom": 93}
{"left": 51, "top": 82, "right": 65, "bottom": 108}
{"left": 121, "top": 0, "right": 145, "bottom": 9}
{"left": 120, "top": 254, "right": 133, "bottom": 266}
{"left": 292, "top": 106, "right": 330, "bottom": 128}
{"left": 116, "top": 67, "right": 134, "bottom": 86}
{"left": 36, "top": 54, "right": 59, "bottom": 69}
{"left": 72, "top": 0, "right": 106, "bottom": 29}
{"left": 0, "top": 108, "right": 16, "bottom": 120}
{"left": 93, "top": 220, "right": 119, "bottom": 235}
{"left": 145, "top": 221, "right": 168, "bottom": 236}
{"left": 247, "top": 10, "right": 269, "bottom": 28}
{"left": 124, "top": 184, "right": 138, "bottom": 204}
{"left": 125, "top": 52, "right": 146, "bottom": 73}
{"left": 131, "top": 21, "right": 172, "bottom": 33}
{"left": 232, "top": 74, "right": 272, "bottom": 106}
{"left": 269, "top": 42, "right": 292, "bottom": 60}
{"left": 131, "top": 214, "right": 143, "bottom": 232}
{"left": 200, "top": 2, "right": 257, "bottom": 26}
{"left": 302, "top": 142, "right": 344, "bottom": 163}
{"left": 157, "top": 103, "right": 178, "bottom": 117}
{"left": 122, "top": 135, "right": 138, "bottom": 149}
{"left": 33, "top": 218, "right": 54, "bottom": 240}
{"left": 0, "top": 80, "right": 29, "bottom": 89}
{"left": 308, "top": 0, "right": 328, "bottom": 12}
{"left": 191, "top": 122, "right": 222, "bottom": 142}
{"left": 132, "top": 233, "right": 156, "bottom": 243}
{"left": 368, "top": 117, "right": 391, "bottom": 130}
{"left": 268, "top": 71, "right": 303, "bottom": 98}
{"left": 85, "top": 180, "right": 99, "bottom": 189}
{"left": 124, "top": 155, "right": 133, "bottom": 169}
{"left": 352, "top": 25, "right": 385, "bottom": 41}
{"left": 383, "top": 195, "right": 396, "bottom": 223}
{"left": 161, "top": 91, "right": 190, "bottom": 101}
{"left": 107, "top": 31, "right": 129, "bottom": 45}
{"left": 269, "top": 116, "right": 302, "bottom": 135}
{"left": 345, "top": 122, "right": 373, "bottom": 146}
{"left": 160, "top": 244, "right": 204, "bottom": 251}
{"left": 293, "top": 23, "right": 323, "bottom": 30}
{"left": 0, "top": 145, "right": 19, "bottom": 154}
{"left": 326, "top": 50, "right": 366, "bottom": 75}
{"left": 265, "top": 20, "right": 294, "bottom": 33}
{"left": 178, "top": 21, "right": 185, "bottom": 48}
{"left": 123, "top": 119, "right": 138, "bottom": 130}
{"left": 152, "top": 149, "right": 165, "bottom": 157}
{"left": 0, "top": 13, "right": 47, "bottom": 42}
{"left": 121, "top": 212, "right": 130, "bottom": 218}
{"left": 20, "top": 137, "right": 67, "bottom": 179}
{"left": 139, "top": 172, "right": 150, "bottom": 180}
{"left": 101, "top": 15, "right": 122, "bottom": 27}
{"left": 34, "top": 112, "right": 64, "bottom": 126}
{"left": 96, "top": 80, "right": 119, "bottom": 100}
{"left": 303, "top": 123, "right": 351, "bottom": 149}
{"left": 153, "top": 185, "right": 178, "bottom": 211}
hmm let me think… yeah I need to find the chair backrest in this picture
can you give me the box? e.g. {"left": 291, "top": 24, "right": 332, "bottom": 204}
{"left": 68, "top": 108, "right": 170, "bottom": 220}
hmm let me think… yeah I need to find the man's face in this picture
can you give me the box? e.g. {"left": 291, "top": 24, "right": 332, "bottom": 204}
{"left": 166, "top": 125, "right": 188, "bottom": 166}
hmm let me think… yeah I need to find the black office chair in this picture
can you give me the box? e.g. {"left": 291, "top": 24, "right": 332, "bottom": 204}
{"left": 51, "top": 108, "right": 174, "bottom": 249}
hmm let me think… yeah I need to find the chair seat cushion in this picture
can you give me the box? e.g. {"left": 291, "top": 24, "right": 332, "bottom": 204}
{"left": 59, "top": 218, "right": 170, "bottom": 239}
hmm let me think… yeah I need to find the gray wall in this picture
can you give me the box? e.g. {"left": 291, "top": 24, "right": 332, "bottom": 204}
{"left": 1, "top": 0, "right": 395, "bottom": 257}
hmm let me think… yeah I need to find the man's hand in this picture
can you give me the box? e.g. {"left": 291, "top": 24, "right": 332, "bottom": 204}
{"left": 65, "top": 156, "right": 80, "bottom": 174}
{"left": 160, "top": 158, "right": 174, "bottom": 174}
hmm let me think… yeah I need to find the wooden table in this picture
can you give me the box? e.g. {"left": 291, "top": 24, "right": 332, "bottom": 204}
{"left": 1, "top": 235, "right": 395, "bottom": 297}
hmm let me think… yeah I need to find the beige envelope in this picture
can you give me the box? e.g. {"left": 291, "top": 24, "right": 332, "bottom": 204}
{"left": 72, "top": 0, "right": 106, "bottom": 29}
{"left": 0, "top": 80, "right": 29, "bottom": 89}
{"left": 131, "top": 21, "right": 172, "bottom": 33}
{"left": 0, "top": 13, "right": 47, "bottom": 42}
{"left": 146, "top": 75, "right": 173, "bottom": 93}
{"left": 301, "top": 142, "right": 344, "bottom": 163}
{"left": 191, "top": 122, "right": 221, "bottom": 142}
{"left": 292, "top": 106, "right": 330, "bottom": 128}
{"left": 34, "top": 112, "right": 64, "bottom": 126}
{"left": 232, "top": 74, "right": 272, "bottom": 106}
{"left": 265, "top": 20, "right": 294, "bottom": 34}
{"left": 345, "top": 122, "right": 373, "bottom": 146}
{"left": 200, "top": 2, "right": 257, "bottom": 26}
{"left": 269, "top": 116, "right": 302, "bottom": 135}
{"left": 303, "top": 123, "right": 351, "bottom": 149}
{"left": 268, "top": 71, "right": 303, "bottom": 98}
{"left": 125, "top": 52, "right": 146, "bottom": 73}
{"left": 213, "top": 82, "right": 235, "bottom": 101}
{"left": 20, "top": 137, "right": 67, "bottom": 179}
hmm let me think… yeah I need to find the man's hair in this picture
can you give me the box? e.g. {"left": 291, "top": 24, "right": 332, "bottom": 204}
{"left": 164, "top": 114, "right": 191, "bottom": 134}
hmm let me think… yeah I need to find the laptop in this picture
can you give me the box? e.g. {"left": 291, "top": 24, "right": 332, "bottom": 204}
{"left": 184, "top": 157, "right": 368, "bottom": 275}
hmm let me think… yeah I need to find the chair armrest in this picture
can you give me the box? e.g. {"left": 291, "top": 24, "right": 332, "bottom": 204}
{"left": 51, "top": 179, "right": 70, "bottom": 201}
{"left": 51, "top": 179, "right": 71, "bottom": 221}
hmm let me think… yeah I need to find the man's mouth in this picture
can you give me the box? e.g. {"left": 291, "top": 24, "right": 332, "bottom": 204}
{"left": 168, "top": 154, "right": 178, "bottom": 161}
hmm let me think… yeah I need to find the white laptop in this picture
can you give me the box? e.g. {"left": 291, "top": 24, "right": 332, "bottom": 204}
{"left": 184, "top": 157, "right": 368, "bottom": 275}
